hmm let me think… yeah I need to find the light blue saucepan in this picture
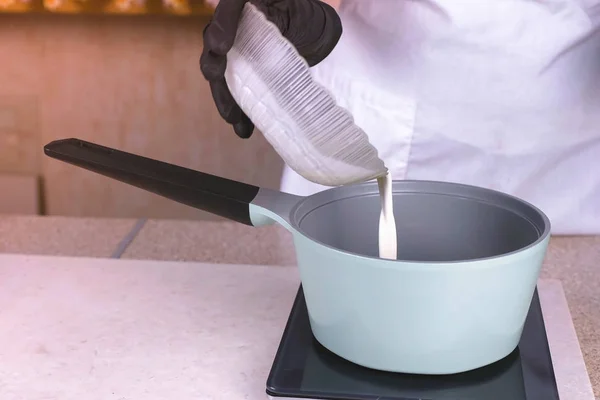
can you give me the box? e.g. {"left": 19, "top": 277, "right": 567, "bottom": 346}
{"left": 44, "top": 138, "right": 551, "bottom": 375}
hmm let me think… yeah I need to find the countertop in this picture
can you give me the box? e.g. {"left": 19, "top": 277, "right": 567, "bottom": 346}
{"left": 0, "top": 215, "right": 598, "bottom": 397}
{"left": 0, "top": 254, "right": 591, "bottom": 399}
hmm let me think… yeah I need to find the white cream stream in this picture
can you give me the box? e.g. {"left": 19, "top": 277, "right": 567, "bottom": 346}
{"left": 377, "top": 171, "right": 398, "bottom": 260}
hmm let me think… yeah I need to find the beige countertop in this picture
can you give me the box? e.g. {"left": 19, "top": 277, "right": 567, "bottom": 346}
{"left": 0, "top": 254, "right": 592, "bottom": 399}
{"left": 0, "top": 215, "right": 598, "bottom": 397}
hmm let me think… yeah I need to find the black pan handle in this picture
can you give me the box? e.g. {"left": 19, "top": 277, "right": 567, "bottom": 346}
{"left": 43, "top": 138, "right": 260, "bottom": 225}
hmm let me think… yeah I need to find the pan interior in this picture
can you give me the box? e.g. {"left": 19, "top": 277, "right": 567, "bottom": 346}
{"left": 292, "top": 182, "right": 548, "bottom": 262}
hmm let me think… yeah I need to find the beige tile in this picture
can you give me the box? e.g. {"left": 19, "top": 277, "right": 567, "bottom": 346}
{"left": 122, "top": 220, "right": 296, "bottom": 265}
{"left": 0, "top": 95, "right": 41, "bottom": 175}
{"left": 0, "top": 215, "right": 136, "bottom": 257}
{"left": 0, "top": 173, "right": 39, "bottom": 215}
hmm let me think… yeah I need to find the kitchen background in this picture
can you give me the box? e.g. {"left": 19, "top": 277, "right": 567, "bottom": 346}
{"left": 0, "top": 0, "right": 295, "bottom": 220}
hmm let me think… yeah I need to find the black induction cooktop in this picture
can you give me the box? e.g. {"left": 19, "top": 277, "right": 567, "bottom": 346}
{"left": 266, "top": 286, "right": 559, "bottom": 400}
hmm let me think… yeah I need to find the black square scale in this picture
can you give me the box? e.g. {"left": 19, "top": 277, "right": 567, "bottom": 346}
{"left": 266, "top": 286, "right": 559, "bottom": 400}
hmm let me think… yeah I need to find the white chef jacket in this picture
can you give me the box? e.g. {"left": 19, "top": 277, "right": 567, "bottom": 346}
{"left": 280, "top": 0, "right": 600, "bottom": 234}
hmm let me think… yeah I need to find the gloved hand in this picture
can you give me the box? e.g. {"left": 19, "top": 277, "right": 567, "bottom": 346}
{"left": 200, "top": 0, "right": 342, "bottom": 139}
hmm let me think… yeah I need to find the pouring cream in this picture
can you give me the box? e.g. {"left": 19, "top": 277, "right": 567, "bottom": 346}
{"left": 377, "top": 171, "right": 398, "bottom": 260}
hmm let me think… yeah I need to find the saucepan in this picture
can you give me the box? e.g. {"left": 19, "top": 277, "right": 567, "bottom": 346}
{"left": 43, "top": 138, "right": 551, "bottom": 375}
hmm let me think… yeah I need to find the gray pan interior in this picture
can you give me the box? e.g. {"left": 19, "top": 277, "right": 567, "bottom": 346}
{"left": 275, "top": 180, "right": 551, "bottom": 263}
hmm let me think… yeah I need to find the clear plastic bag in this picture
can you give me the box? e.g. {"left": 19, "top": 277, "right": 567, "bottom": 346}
{"left": 225, "top": 3, "right": 387, "bottom": 186}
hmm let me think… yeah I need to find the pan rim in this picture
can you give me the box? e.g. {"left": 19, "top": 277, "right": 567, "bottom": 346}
{"left": 288, "top": 179, "right": 552, "bottom": 265}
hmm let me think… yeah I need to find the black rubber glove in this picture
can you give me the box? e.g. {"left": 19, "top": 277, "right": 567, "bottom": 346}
{"left": 200, "top": 0, "right": 342, "bottom": 139}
